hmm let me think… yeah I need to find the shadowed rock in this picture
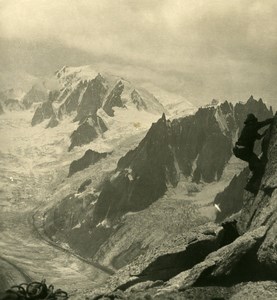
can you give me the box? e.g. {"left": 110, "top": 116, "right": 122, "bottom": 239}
{"left": 74, "top": 74, "right": 107, "bottom": 123}
{"left": 31, "top": 101, "right": 54, "bottom": 126}
{"left": 68, "top": 150, "right": 108, "bottom": 177}
{"left": 238, "top": 115, "right": 277, "bottom": 273}
{"left": 46, "top": 114, "right": 59, "bottom": 128}
{"left": 77, "top": 179, "right": 92, "bottom": 193}
{"left": 165, "top": 226, "right": 268, "bottom": 290}
{"left": 68, "top": 115, "right": 107, "bottom": 151}
{"left": 92, "top": 113, "right": 177, "bottom": 226}
{"left": 131, "top": 89, "right": 147, "bottom": 111}
{"left": 91, "top": 115, "right": 277, "bottom": 300}
{"left": 58, "top": 81, "right": 86, "bottom": 119}
{"left": 103, "top": 81, "right": 124, "bottom": 116}
{"left": 23, "top": 86, "right": 48, "bottom": 109}
{"left": 2, "top": 99, "right": 24, "bottom": 111}
{"left": 214, "top": 168, "right": 250, "bottom": 222}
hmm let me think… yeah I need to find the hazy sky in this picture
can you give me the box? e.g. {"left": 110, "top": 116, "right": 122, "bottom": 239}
{"left": 0, "top": 0, "right": 276, "bottom": 107}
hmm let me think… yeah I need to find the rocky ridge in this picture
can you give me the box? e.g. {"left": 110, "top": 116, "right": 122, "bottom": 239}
{"left": 30, "top": 66, "right": 167, "bottom": 153}
{"left": 90, "top": 114, "right": 277, "bottom": 299}
{"left": 0, "top": 86, "right": 48, "bottom": 114}
{"left": 68, "top": 115, "right": 108, "bottom": 151}
{"left": 22, "top": 86, "right": 48, "bottom": 109}
{"left": 68, "top": 149, "right": 109, "bottom": 177}
{"left": 43, "top": 97, "right": 273, "bottom": 273}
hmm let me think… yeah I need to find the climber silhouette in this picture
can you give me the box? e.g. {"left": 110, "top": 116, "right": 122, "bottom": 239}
{"left": 233, "top": 113, "right": 273, "bottom": 192}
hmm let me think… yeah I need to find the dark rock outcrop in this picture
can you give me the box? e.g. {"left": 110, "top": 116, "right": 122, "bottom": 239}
{"left": 31, "top": 101, "right": 54, "bottom": 126}
{"left": 214, "top": 167, "right": 250, "bottom": 222}
{"left": 165, "top": 226, "right": 269, "bottom": 290}
{"left": 77, "top": 179, "right": 92, "bottom": 193}
{"left": 124, "top": 114, "right": 277, "bottom": 297}
{"left": 23, "top": 86, "right": 48, "bottom": 109}
{"left": 131, "top": 89, "right": 147, "bottom": 111}
{"left": 68, "top": 115, "right": 107, "bottom": 151}
{"left": 74, "top": 75, "right": 107, "bottom": 123}
{"left": 46, "top": 114, "right": 59, "bottom": 128}
{"left": 171, "top": 102, "right": 234, "bottom": 182}
{"left": 68, "top": 150, "right": 108, "bottom": 177}
{"left": 58, "top": 81, "right": 86, "bottom": 119}
{"left": 103, "top": 81, "right": 124, "bottom": 116}
{"left": 2, "top": 99, "right": 24, "bottom": 111}
{"left": 238, "top": 115, "right": 277, "bottom": 272}
{"left": 89, "top": 115, "right": 277, "bottom": 300}
{"left": 92, "top": 113, "right": 177, "bottom": 225}
{"left": 93, "top": 98, "right": 272, "bottom": 226}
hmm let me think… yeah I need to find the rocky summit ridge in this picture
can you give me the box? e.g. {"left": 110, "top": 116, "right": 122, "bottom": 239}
{"left": 30, "top": 65, "right": 166, "bottom": 151}
{"left": 89, "top": 113, "right": 277, "bottom": 300}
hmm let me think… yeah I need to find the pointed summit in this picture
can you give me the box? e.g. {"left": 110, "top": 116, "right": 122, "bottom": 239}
{"left": 248, "top": 95, "right": 254, "bottom": 101}
{"left": 95, "top": 73, "right": 105, "bottom": 82}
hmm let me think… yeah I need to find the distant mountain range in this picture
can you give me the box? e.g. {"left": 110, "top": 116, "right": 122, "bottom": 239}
{"left": 29, "top": 65, "right": 195, "bottom": 151}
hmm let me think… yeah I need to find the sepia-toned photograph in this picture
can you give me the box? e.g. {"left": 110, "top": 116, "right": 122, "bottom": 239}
{"left": 0, "top": 1, "right": 276, "bottom": 299}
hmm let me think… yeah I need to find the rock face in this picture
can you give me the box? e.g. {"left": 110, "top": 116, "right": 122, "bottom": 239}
{"left": 171, "top": 104, "right": 233, "bottom": 183}
{"left": 238, "top": 115, "right": 277, "bottom": 272}
{"left": 162, "top": 115, "right": 277, "bottom": 291}
{"left": 68, "top": 149, "right": 108, "bottom": 177}
{"left": 74, "top": 74, "right": 107, "bottom": 122}
{"left": 234, "top": 96, "right": 273, "bottom": 131}
{"left": 68, "top": 115, "right": 107, "bottom": 151}
{"left": 90, "top": 115, "right": 277, "bottom": 300}
{"left": 32, "top": 66, "right": 165, "bottom": 127}
{"left": 103, "top": 81, "right": 124, "bottom": 116}
{"left": 2, "top": 99, "right": 24, "bottom": 111}
{"left": 214, "top": 167, "right": 250, "bottom": 222}
{"left": 0, "top": 102, "right": 3, "bottom": 114}
{"left": 77, "top": 179, "right": 92, "bottom": 193}
{"left": 31, "top": 66, "right": 166, "bottom": 150}
{"left": 46, "top": 114, "right": 59, "bottom": 128}
{"left": 92, "top": 113, "right": 177, "bottom": 225}
{"left": 92, "top": 98, "right": 273, "bottom": 226}
{"left": 31, "top": 100, "right": 54, "bottom": 126}
{"left": 45, "top": 97, "right": 273, "bottom": 276}
{"left": 0, "top": 89, "right": 26, "bottom": 112}
{"left": 22, "top": 86, "right": 48, "bottom": 109}
{"left": 58, "top": 81, "right": 85, "bottom": 119}
{"left": 131, "top": 89, "right": 147, "bottom": 111}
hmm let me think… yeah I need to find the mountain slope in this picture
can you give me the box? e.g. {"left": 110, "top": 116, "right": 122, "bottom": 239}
{"left": 31, "top": 65, "right": 169, "bottom": 152}
{"left": 33, "top": 65, "right": 166, "bottom": 125}
{"left": 43, "top": 96, "right": 273, "bottom": 272}
{"left": 90, "top": 114, "right": 277, "bottom": 300}
{"left": 22, "top": 86, "right": 48, "bottom": 109}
